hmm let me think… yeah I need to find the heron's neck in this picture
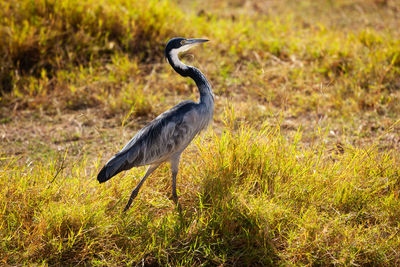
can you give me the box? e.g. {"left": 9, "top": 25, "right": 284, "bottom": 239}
{"left": 167, "top": 52, "right": 214, "bottom": 105}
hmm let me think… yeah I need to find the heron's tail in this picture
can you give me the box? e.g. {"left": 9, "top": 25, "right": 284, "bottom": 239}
{"left": 97, "top": 153, "right": 127, "bottom": 183}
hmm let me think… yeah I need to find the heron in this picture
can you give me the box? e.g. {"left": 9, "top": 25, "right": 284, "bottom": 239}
{"left": 97, "top": 37, "right": 214, "bottom": 211}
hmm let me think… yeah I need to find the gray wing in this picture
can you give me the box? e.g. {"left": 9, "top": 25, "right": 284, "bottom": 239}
{"left": 97, "top": 100, "right": 204, "bottom": 183}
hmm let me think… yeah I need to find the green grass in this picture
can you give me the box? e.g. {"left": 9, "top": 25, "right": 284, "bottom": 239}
{"left": 1, "top": 0, "right": 400, "bottom": 265}
{"left": 1, "top": 116, "right": 400, "bottom": 265}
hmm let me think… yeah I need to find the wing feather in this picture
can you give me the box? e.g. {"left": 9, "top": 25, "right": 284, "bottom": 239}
{"left": 97, "top": 100, "right": 201, "bottom": 183}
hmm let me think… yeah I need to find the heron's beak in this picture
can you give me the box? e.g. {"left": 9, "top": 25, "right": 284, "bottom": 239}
{"left": 180, "top": 39, "right": 209, "bottom": 52}
{"left": 185, "top": 39, "right": 209, "bottom": 45}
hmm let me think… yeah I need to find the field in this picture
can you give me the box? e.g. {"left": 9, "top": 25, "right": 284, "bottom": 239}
{"left": 1, "top": 0, "right": 400, "bottom": 265}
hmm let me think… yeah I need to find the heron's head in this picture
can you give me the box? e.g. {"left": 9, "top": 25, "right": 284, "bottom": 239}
{"left": 165, "top": 37, "right": 209, "bottom": 59}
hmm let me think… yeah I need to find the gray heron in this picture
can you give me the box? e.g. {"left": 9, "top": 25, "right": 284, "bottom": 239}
{"left": 97, "top": 37, "right": 214, "bottom": 211}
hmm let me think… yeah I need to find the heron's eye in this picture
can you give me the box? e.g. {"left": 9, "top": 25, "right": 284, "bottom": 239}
{"left": 180, "top": 40, "right": 186, "bottom": 45}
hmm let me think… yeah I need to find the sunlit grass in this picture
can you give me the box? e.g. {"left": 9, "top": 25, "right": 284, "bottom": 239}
{"left": 1, "top": 0, "right": 400, "bottom": 265}
{"left": 1, "top": 113, "right": 399, "bottom": 265}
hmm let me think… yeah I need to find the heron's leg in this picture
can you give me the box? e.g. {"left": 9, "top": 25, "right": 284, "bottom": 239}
{"left": 123, "top": 163, "right": 160, "bottom": 212}
{"left": 170, "top": 154, "right": 181, "bottom": 204}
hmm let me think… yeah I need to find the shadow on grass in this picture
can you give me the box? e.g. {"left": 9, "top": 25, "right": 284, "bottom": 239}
{"left": 190, "top": 172, "right": 280, "bottom": 266}
{"left": 112, "top": 170, "right": 280, "bottom": 266}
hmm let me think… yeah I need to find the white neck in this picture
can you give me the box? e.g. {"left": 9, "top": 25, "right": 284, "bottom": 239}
{"left": 168, "top": 43, "right": 200, "bottom": 71}
{"left": 169, "top": 48, "right": 188, "bottom": 71}
{"left": 167, "top": 46, "right": 214, "bottom": 106}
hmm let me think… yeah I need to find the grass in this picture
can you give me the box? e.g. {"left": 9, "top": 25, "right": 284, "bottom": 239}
{"left": 1, "top": 0, "right": 400, "bottom": 265}
{"left": 1, "top": 117, "right": 400, "bottom": 265}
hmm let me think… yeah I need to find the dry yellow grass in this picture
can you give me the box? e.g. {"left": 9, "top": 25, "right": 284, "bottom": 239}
{"left": 1, "top": 0, "right": 400, "bottom": 265}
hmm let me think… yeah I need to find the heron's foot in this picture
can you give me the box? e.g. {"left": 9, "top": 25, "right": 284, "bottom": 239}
{"left": 174, "top": 199, "right": 182, "bottom": 213}
{"left": 172, "top": 194, "right": 183, "bottom": 212}
{"left": 123, "top": 189, "right": 139, "bottom": 212}
{"left": 176, "top": 201, "right": 182, "bottom": 213}
{"left": 123, "top": 202, "right": 132, "bottom": 212}
{"left": 172, "top": 193, "right": 179, "bottom": 204}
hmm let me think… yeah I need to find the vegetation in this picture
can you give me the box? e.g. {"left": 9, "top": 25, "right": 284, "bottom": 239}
{"left": 1, "top": 0, "right": 399, "bottom": 265}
